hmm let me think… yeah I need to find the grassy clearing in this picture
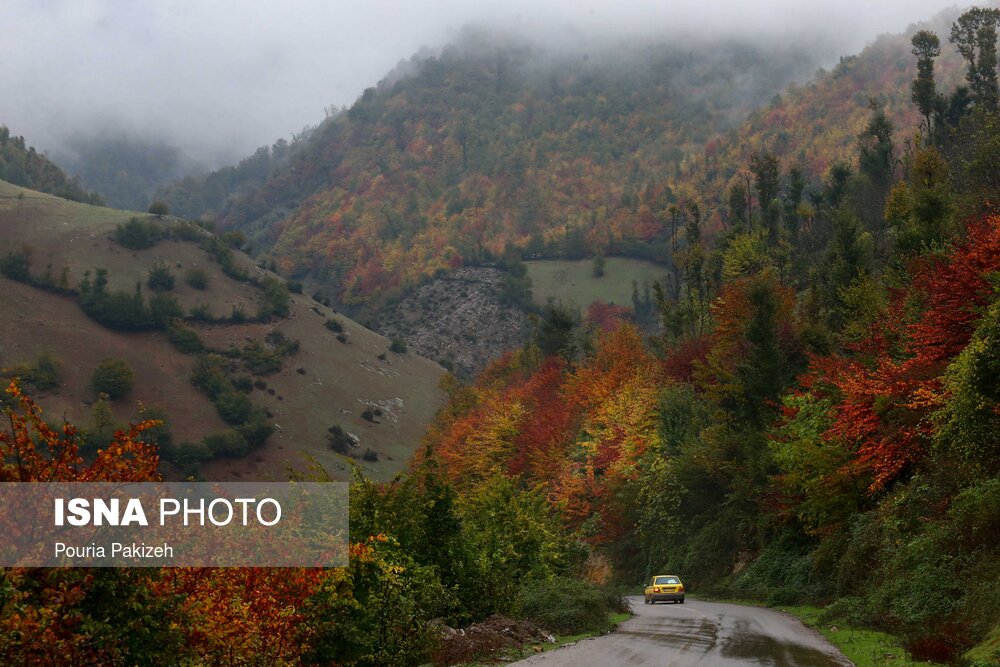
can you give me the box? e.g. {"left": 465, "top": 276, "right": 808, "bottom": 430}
{"left": 964, "top": 622, "right": 1000, "bottom": 666}
{"left": 526, "top": 257, "right": 668, "bottom": 308}
{"left": 780, "top": 606, "right": 939, "bottom": 667}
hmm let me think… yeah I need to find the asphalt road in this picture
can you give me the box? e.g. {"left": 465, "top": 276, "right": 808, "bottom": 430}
{"left": 513, "top": 597, "right": 853, "bottom": 666}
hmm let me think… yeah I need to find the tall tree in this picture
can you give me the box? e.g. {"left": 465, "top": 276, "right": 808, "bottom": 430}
{"left": 910, "top": 30, "right": 942, "bottom": 141}
{"left": 949, "top": 8, "right": 1000, "bottom": 110}
{"left": 728, "top": 182, "right": 748, "bottom": 230}
{"left": 858, "top": 99, "right": 895, "bottom": 187}
{"left": 750, "top": 151, "right": 781, "bottom": 238}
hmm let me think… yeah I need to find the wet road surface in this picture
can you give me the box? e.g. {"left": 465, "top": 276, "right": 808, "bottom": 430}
{"left": 513, "top": 597, "right": 853, "bottom": 666}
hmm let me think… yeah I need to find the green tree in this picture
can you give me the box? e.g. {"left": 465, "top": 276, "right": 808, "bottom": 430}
{"left": 750, "top": 151, "right": 781, "bottom": 237}
{"left": 592, "top": 254, "right": 606, "bottom": 278}
{"left": 149, "top": 293, "right": 184, "bottom": 329}
{"left": 184, "top": 267, "right": 209, "bottom": 290}
{"left": 727, "top": 182, "right": 748, "bottom": 230}
{"left": 113, "top": 217, "right": 161, "bottom": 250}
{"left": 91, "top": 358, "right": 135, "bottom": 400}
{"left": 820, "top": 210, "right": 870, "bottom": 329}
{"left": 147, "top": 262, "right": 175, "bottom": 292}
{"left": 20, "top": 353, "right": 61, "bottom": 392}
{"left": 858, "top": 99, "right": 895, "bottom": 186}
{"left": 148, "top": 200, "right": 170, "bottom": 218}
{"left": 911, "top": 30, "right": 942, "bottom": 141}
{"left": 257, "top": 277, "right": 291, "bottom": 319}
{"left": 534, "top": 303, "right": 578, "bottom": 360}
{"left": 950, "top": 8, "right": 1000, "bottom": 111}
{"left": 887, "top": 147, "right": 953, "bottom": 254}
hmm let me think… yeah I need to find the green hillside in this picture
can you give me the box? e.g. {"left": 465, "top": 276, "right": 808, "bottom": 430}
{"left": 0, "top": 126, "right": 103, "bottom": 204}
{"left": 0, "top": 179, "right": 445, "bottom": 482}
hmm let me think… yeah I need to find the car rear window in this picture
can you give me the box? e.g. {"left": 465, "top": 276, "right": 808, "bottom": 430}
{"left": 654, "top": 576, "right": 680, "bottom": 585}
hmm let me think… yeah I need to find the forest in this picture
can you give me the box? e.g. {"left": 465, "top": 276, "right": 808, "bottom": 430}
{"left": 2, "top": 6, "right": 1000, "bottom": 667}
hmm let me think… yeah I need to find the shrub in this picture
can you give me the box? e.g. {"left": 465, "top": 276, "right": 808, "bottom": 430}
{"left": 173, "top": 222, "right": 205, "bottom": 242}
{"left": 147, "top": 262, "right": 175, "bottom": 292}
{"left": 213, "top": 390, "right": 253, "bottom": 425}
{"left": 325, "top": 318, "right": 344, "bottom": 333}
{"left": 140, "top": 408, "right": 173, "bottom": 450}
{"left": 189, "top": 302, "right": 214, "bottom": 321}
{"left": 149, "top": 293, "right": 184, "bottom": 329}
{"left": 362, "top": 408, "right": 377, "bottom": 422}
{"left": 185, "top": 267, "right": 209, "bottom": 290}
{"left": 203, "top": 430, "right": 250, "bottom": 458}
{"left": 167, "top": 322, "right": 204, "bottom": 354}
{"left": 0, "top": 251, "right": 31, "bottom": 282}
{"left": 190, "top": 354, "right": 231, "bottom": 399}
{"left": 265, "top": 330, "right": 299, "bottom": 355}
{"left": 232, "top": 375, "right": 254, "bottom": 393}
{"left": 361, "top": 448, "right": 379, "bottom": 462}
{"left": 114, "top": 217, "right": 162, "bottom": 249}
{"left": 237, "top": 417, "right": 274, "bottom": 449}
{"left": 221, "top": 230, "right": 245, "bottom": 249}
{"left": 148, "top": 201, "right": 170, "bottom": 218}
{"left": 79, "top": 269, "right": 152, "bottom": 331}
{"left": 327, "top": 425, "right": 354, "bottom": 454}
{"left": 91, "top": 358, "right": 135, "bottom": 400}
{"left": 517, "top": 579, "right": 611, "bottom": 634}
{"left": 592, "top": 255, "right": 606, "bottom": 277}
{"left": 258, "top": 277, "right": 291, "bottom": 319}
{"left": 19, "top": 353, "right": 61, "bottom": 392}
{"left": 240, "top": 341, "right": 284, "bottom": 375}
{"left": 389, "top": 338, "right": 407, "bottom": 354}
{"left": 162, "top": 441, "right": 210, "bottom": 467}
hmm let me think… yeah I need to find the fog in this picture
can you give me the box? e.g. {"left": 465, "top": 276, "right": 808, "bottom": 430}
{"left": 0, "top": 0, "right": 965, "bottom": 168}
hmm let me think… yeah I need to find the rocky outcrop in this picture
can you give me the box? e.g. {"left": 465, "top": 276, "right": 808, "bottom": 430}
{"left": 375, "top": 267, "right": 530, "bottom": 379}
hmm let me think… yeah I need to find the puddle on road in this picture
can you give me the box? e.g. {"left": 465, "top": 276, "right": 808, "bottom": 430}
{"left": 721, "top": 632, "right": 850, "bottom": 667}
{"left": 616, "top": 616, "right": 719, "bottom": 651}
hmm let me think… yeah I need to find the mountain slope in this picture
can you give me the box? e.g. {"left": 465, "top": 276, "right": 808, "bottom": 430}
{"left": 160, "top": 30, "right": 833, "bottom": 309}
{"left": 679, "top": 9, "right": 967, "bottom": 227}
{"left": 0, "top": 179, "right": 445, "bottom": 481}
{"left": 0, "top": 125, "right": 103, "bottom": 204}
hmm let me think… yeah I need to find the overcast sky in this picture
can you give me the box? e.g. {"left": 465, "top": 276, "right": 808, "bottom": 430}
{"left": 0, "top": 0, "right": 969, "bottom": 166}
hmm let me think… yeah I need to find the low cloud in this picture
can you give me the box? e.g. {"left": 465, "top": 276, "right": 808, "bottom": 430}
{"left": 0, "top": 0, "right": 964, "bottom": 166}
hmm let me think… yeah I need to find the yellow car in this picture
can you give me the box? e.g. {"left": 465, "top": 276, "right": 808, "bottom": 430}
{"left": 644, "top": 574, "right": 685, "bottom": 604}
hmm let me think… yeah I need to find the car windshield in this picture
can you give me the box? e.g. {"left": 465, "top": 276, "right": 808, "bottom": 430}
{"left": 654, "top": 576, "right": 679, "bottom": 585}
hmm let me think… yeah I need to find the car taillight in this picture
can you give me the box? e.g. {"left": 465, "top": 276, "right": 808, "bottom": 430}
{"left": 678, "top": 585, "right": 685, "bottom": 592}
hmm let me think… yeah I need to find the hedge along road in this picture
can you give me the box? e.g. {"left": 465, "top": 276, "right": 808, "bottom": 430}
{"left": 514, "top": 597, "right": 853, "bottom": 666}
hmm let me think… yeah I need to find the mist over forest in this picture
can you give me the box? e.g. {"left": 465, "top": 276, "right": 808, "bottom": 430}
{"left": 0, "top": 0, "right": 954, "bottom": 205}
